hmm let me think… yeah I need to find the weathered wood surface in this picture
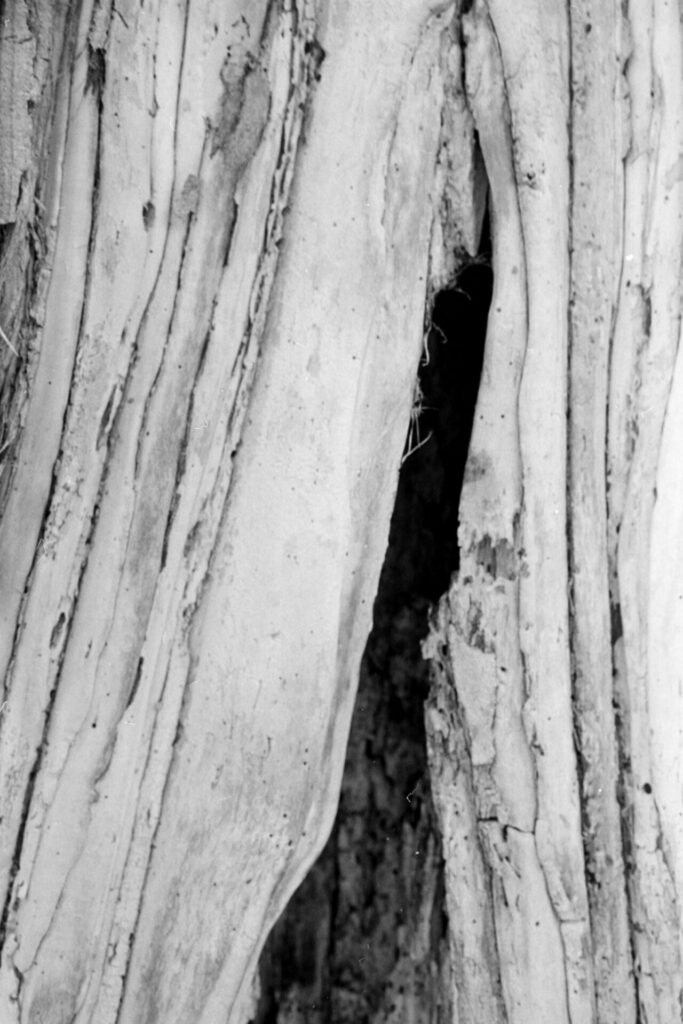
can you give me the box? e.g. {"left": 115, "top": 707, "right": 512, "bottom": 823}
{"left": 0, "top": 0, "right": 457, "bottom": 1021}
{"left": 0, "top": 0, "right": 682, "bottom": 1021}
{"left": 426, "top": 1, "right": 683, "bottom": 1023}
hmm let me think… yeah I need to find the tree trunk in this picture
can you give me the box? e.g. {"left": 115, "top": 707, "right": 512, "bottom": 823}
{"left": 0, "top": 1, "right": 680, "bottom": 1023}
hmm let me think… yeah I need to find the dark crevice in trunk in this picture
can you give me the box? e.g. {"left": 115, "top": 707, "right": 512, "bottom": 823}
{"left": 254, "top": 229, "right": 492, "bottom": 1024}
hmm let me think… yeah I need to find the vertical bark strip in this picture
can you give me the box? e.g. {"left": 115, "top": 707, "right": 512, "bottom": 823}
{"left": 567, "top": 3, "right": 635, "bottom": 1022}
{"left": 429, "top": 1, "right": 594, "bottom": 1020}
{"left": 610, "top": 0, "right": 683, "bottom": 1016}
{"left": 425, "top": 6, "right": 540, "bottom": 1020}
{"left": 426, "top": 1, "right": 683, "bottom": 1024}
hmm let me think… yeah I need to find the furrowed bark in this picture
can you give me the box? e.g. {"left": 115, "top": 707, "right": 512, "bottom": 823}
{"left": 568, "top": 3, "right": 634, "bottom": 1021}
{"left": 424, "top": 6, "right": 535, "bottom": 1020}
{"left": 425, "top": 1, "right": 683, "bottom": 1023}
{"left": 426, "top": 2, "right": 596, "bottom": 1020}
{"left": 0, "top": 0, "right": 454, "bottom": 1021}
{"left": 1, "top": 0, "right": 682, "bottom": 1021}
{"left": 609, "top": 0, "right": 683, "bottom": 1015}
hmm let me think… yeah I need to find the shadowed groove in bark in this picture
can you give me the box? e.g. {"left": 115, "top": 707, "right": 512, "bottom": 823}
{"left": 253, "top": 235, "right": 493, "bottom": 1024}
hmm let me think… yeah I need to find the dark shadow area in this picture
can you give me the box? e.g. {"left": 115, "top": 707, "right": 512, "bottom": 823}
{"left": 394, "top": 252, "right": 493, "bottom": 597}
{"left": 254, "top": 234, "right": 492, "bottom": 1024}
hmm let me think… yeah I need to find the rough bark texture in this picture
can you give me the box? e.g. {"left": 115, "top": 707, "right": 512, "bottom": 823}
{"left": 0, "top": 0, "right": 681, "bottom": 1023}
{"left": 0, "top": 0, "right": 470, "bottom": 1021}
{"left": 423, "top": 2, "right": 683, "bottom": 1023}
{"left": 258, "top": 1, "right": 683, "bottom": 1023}
{"left": 255, "top": 263, "right": 491, "bottom": 1024}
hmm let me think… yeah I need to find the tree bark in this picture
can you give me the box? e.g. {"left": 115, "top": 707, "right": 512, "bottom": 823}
{"left": 0, "top": 0, "right": 681, "bottom": 1023}
{"left": 425, "top": 2, "right": 683, "bottom": 1022}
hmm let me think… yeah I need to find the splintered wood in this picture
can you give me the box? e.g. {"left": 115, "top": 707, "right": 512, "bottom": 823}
{"left": 0, "top": 0, "right": 682, "bottom": 1021}
{"left": 0, "top": 0, "right": 453, "bottom": 1021}
{"left": 425, "top": 2, "right": 683, "bottom": 1023}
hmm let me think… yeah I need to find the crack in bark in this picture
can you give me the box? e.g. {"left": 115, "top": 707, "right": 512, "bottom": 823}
{"left": 179, "top": 0, "right": 326, "bottom": 605}
{"left": 132, "top": 209, "right": 195, "bottom": 484}
{"left": 104, "top": 5, "right": 325, "bottom": 1017}
{"left": 0, "top": 0, "right": 115, "bottom": 687}
{"left": 0, "top": 430, "right": 109, "bottom": 983}
{"left": 0, "top": 37, "right": 104, "bottom": 709}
